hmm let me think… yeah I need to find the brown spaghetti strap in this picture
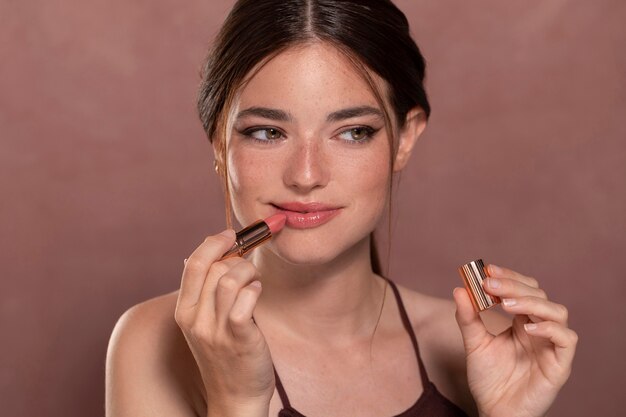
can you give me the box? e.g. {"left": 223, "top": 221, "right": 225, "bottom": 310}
{"left": 385, "top": 278, "right": 430, "bottom": 386}
{"left": 273, "top": 366, "right": 292, "bottom": 408}
{"left": 252, "top": 315, "right": 291, "bottom": 409}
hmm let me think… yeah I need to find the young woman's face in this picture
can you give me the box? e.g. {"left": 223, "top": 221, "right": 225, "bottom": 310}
{"left": 224, "top": 42, "right": 394, "bottom": 265}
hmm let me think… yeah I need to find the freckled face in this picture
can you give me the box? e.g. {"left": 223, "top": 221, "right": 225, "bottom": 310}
{"left": 225, "top": 42, "right": 393, "bottom": 264}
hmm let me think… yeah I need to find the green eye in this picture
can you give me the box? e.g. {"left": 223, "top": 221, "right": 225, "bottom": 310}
{"left": 264, "top": 128, "right": 281, "bottom": 140}
{"left": 337, "top": 126, "right": 376, "bottom": 143}
{"left": 350, "top": 127, "right": 369, "bottom": 141}
{"left": 245, "top": 127, "right": 283, "bottom": 141}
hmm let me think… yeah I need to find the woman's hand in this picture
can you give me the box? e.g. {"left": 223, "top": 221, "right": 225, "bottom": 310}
{"left": 175, "top": 230, "right": 274, "bottom": 417}
{"left": 453, "top": 264, "right": 578, "bottom": 417}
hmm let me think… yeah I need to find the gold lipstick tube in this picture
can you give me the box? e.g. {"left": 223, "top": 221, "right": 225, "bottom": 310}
{"left": 220, "top": 220, "right": 272, "bottom": 260}
{"left": 458, "top": 259, "right": 501, "bottom": 312}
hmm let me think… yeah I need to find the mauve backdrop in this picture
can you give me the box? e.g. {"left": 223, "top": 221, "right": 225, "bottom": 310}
{"left": 1, "top": 0, "right": 624, "bottom": 416}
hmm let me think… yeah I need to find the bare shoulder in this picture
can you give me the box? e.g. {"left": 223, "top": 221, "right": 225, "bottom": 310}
{"left": 107, "top": 291, "right": 183, "bottom": 361}
{"left": 106, "top": 291, "right": 203, "bottom": 417}
{"left": 392, "top": 283, "right": 509, "bottom": 343}
{"left": 391, "top": 283, "right": 509, "bottom": 416}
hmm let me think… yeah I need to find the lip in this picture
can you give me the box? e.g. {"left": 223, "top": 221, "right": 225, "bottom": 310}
{"left": 271, "top": 202, "right": 342, "bottom": 229}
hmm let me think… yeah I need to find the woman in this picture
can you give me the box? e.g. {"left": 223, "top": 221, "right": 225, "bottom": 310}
{"left": 106, "top": 1, "right": 577, "bottom": 416}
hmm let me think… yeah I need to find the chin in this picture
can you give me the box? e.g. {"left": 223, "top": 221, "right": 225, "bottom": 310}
{"left": 261, "top": 231, "right": 369, "bottom": 267}
{"left": 269, "top": 244, "right": 340, "bottom": 266}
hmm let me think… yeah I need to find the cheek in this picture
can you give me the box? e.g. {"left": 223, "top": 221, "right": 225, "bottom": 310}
{"left": 346, "top": 139, "right": 391, "bottom": 186}
{"left": 337, "top": 145, "right": 392, "bottom": 216}
{"left": 226, "top": 146, "right": 270, "bottom": 221}
{"left": 359, "top": 159, "right": 391, "bottom": 213}
{"left": 227, "top": 146, "right": 269, "bottom": 193}
{"left": 226, "top": 144, "right": 290, "bottom": 227}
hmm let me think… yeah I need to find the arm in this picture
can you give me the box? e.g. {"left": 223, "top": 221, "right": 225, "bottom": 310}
{"left": 105, "top": 296, "right": 199, "bottom": 417}
{"left": 106, "top": 230, "right": 275, "bottom": 417}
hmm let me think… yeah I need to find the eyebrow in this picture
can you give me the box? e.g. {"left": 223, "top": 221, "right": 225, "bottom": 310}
{"left": 326, "top": 106, "right": 384, "bottom": 122}
{"left": 236, "top": 107, "right": 291, "bottom": 122}
{"left": 235, "top": 105, "right": 384, "bottom": 123}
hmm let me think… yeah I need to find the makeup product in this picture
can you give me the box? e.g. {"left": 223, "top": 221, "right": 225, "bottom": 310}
{"left": 458, "top": 259, "right": 501, "bottom": 312}
{"left": 220, "top": 214, "right": 286, "bottom": 260}
{"left": 272, "top": 202, "right": 341, "bottom": 229}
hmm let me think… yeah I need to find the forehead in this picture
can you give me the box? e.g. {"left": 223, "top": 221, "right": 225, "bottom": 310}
{"left": 236, "top": 42, "right": 388, "bottom": 113}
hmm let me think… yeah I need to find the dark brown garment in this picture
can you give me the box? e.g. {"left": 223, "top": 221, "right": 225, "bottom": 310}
{"left": 273, "top": 279, "right": 470, "bottom": 417}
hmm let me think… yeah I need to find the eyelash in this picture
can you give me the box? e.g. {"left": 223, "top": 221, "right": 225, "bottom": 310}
{"left": 239, "top": 127, "right": 285, "bottom": 144}
{"left": 238, "top": 125, "right": 379, "bottom": 145}
{"left": 336, "top": 126, "right": 378, "bottom": 144}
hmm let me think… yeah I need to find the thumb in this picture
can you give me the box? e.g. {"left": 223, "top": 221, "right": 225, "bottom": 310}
{"left": 453, "top": 287, "right": 492, "bottom": 354}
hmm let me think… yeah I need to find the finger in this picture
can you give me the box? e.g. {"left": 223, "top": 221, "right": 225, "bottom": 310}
{"left": 524, "top": 321, "right": 578, "bottom": 367}
{"left": 488, "top": 264, "right": 539, "bottom": 288}
{"left": 483, "top": 277, "right": 547, "bottom": 300}
{"left": 214, "top": 260, "right": 259, "bottom": 329}
{"left": 229, "top": 281, "right": 263, "bottom": 342}
{"left": 501, "top": 297, "right": 569, "bottom": 326}
{"left": 194, "top": 256, "right": 248, "bottom": 323}
{"left": 177, "top": 229, "right": 236, "bottom": 310}
{"left": 453, "top": 287, "right": 493, "bottom": 354}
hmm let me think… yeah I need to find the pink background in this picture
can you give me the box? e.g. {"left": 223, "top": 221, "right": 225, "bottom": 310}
{"left": 1, "top": 0, "right": 624, "bottom": 415}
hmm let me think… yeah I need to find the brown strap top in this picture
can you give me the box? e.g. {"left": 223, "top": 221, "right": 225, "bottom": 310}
{"left": 271, "top": 278, "right": 469, "bottom": 417}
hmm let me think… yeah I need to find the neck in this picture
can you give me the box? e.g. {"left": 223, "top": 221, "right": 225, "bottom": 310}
{"left": 250, "top": 236, "right": 387, "bottom": 346}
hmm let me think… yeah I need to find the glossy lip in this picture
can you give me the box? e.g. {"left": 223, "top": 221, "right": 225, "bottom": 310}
{"left": 271, "top": 202, "right": 343, "bottom": 229}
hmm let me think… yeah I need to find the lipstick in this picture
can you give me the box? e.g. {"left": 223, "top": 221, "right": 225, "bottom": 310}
{"left": 458, "top": 259, "right": 501, "bottom": 312}
{"left": 220, "top": 214, "right": 286, "bottom": 260}
{"left": 272, "top": 202, "right": 341, "bottom": 229}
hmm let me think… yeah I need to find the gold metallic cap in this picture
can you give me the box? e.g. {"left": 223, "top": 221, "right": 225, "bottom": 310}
{"left": 458, "top": 259, "right": 501, "bottom": 312}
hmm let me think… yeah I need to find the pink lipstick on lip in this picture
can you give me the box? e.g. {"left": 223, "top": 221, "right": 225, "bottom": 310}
{"left": 272, "top": 202, "right": 342, "bottom": 229}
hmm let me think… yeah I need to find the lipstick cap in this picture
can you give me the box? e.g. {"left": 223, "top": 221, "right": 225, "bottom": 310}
{"left": 458, "top": 259, "right": 501, "bottom": 312}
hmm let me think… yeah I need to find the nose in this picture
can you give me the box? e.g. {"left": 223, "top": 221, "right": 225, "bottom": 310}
{"left": 282, "top": 138, "right": 329, "bottom": 193}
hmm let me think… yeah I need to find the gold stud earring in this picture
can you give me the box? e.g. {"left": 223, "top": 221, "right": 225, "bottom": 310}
{"left": 214, "top": 160, "right": 220, "bottom": 174}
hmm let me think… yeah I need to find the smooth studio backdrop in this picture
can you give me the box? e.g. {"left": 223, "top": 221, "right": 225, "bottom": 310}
{"left": 1, "top": 0, "right": 624, "bottom": 416}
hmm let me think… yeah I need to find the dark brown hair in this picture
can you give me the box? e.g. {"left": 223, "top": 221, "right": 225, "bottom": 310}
{"left": 197, "top": 0, "right": 430, "bottom": 275}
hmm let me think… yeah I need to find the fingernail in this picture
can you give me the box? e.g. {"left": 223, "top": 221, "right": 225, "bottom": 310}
{"left": 487, "top": 278, "right": 501, "bottom": 289}
{"left": 502, "top": 298, "right": 516, "bottom": 307}
{"left": 249, "top": 280, "right": 262, "bottom": 288}
{"left": 524, "top": 323, "right": 537, "bottom": 332}
{"left": 219, "top": 229, "right": 233, "bottom": 237}
{"left": 489, "top": 264, "right": 503, "bottom": 276}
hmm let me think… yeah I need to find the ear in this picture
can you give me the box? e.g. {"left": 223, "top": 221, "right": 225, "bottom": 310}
{"left": 212, "top": 140, "right": 224, "bottom": 174}
{"left": 211, "top": 137, "right": 220, "bottom": 160}
{"left": 393, "top": 107, "right": 427, "bottom": 172}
